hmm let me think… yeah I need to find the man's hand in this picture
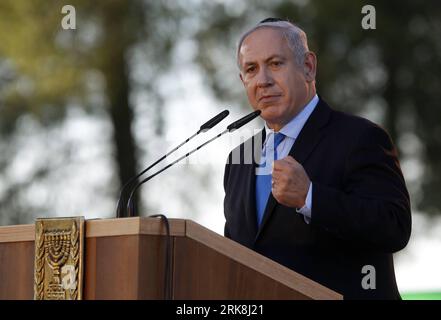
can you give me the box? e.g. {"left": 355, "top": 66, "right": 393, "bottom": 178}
{"left": 272, "top": 156, "right": 310, "bottom": 208}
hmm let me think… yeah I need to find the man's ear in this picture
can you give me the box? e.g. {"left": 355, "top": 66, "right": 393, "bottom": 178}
{"left": 239, "top": 72, "right": 245, "bottom": 86}
{"left": 303, "top": 52, "right": 317, "bottom": 82}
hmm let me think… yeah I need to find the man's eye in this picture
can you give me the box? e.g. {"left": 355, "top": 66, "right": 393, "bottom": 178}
{"left": 272, "top": 61, "right": 282, "bottom": 66}
{"left": 246, "top": 66, "right": 256, "bottom": 73}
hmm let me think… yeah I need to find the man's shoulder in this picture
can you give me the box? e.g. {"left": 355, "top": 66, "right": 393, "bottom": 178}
{"left": 315, "top": 98, "right": 395, "bottom": 152}
{"left": 325, "top": 100, "right": 390, "bottom": 141}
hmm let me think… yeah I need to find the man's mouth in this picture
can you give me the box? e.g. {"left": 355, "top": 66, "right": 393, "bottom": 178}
{"left": 259, "top": 95, "right": 281, "bottom": 103}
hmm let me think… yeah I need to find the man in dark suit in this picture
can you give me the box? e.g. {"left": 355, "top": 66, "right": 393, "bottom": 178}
{"left": 223, "top": 18, "right": 411, "bottom": 299}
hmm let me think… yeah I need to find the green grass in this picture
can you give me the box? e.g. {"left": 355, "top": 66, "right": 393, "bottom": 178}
{"left": 401, "top": 292, "right": 441, "bottom": 300}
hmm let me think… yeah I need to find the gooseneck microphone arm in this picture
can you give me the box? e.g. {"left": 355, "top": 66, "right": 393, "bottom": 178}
{"left": 126, "top": 129, "right": 228, "bottom": 216}
{"left": 126, "top": 110, "right": 261, "bottom": 217}
{"left": 115, "top": 132, "right": 198, "bottom": 218}
{"left": 116, "top": 110, "right": 229, "bottom": 218}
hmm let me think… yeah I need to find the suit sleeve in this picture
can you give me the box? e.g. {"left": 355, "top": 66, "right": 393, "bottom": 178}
{"left": 223, "top": 153, "right": 232, "bottom": 239}
{"left": 312, "top": 124, "right": 411, "bottom": 253}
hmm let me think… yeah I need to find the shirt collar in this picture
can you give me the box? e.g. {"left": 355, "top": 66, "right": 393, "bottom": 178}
{"left": 264, "top": 94, "right": 319, "bottom": 142}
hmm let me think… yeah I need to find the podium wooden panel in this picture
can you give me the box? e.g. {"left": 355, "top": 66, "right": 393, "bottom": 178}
{"left": 0, "top": 217, "right": 342, "bottom": 300}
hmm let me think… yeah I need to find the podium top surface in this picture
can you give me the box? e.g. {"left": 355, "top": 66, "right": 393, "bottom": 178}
{"left": 0, "top": 217, "right": 186, "bottom": 242}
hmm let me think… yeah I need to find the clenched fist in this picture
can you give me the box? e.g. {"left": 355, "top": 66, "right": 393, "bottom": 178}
{"left": 272, "top": 156, "right": 310, "bottom": 208}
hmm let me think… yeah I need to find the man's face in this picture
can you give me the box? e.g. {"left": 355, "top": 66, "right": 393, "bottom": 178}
{"left": 239, "top": 27, "right": 313, "bottom": 130}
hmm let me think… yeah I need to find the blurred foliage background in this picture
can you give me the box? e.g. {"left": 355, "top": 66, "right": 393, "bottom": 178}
{"left": 1, "top": 0, "right": 440, "bottom": 222}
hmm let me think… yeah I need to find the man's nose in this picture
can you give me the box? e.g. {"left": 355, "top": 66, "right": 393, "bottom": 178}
{"left": 256, "top": 67, "right": 273, "bottom": 88}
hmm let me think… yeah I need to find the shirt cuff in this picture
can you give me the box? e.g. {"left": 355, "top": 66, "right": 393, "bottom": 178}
{"left": 296, "top": 182, "right": 312, "bottom": 224}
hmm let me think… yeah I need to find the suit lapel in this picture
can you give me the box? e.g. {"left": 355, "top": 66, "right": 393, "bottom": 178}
{"left": 243, "top": 162, "right": 258, "bottom": 237}
{"left": 242, "top": 129, "right": 265, "bottom": 238}
{"left": 254, "top": 98, "right": 332, "bottom": 241}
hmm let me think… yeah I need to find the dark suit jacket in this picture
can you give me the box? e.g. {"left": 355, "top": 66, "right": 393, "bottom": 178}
{"left": 223, "top": 98, "right": 411, "bottom": 299}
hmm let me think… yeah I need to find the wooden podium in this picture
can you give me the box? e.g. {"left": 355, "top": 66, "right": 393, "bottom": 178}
{"left": 0, "top": 217, "right": 342, "bottom": 300}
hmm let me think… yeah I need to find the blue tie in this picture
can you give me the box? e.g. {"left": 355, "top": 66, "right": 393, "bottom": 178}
{"left": 255, "top": 132, "right": 286, "bottom": 227}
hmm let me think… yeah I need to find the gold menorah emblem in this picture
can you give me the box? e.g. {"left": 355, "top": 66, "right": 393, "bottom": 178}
{"left": 34, "top": 217, "right": 84, "bottom": 300}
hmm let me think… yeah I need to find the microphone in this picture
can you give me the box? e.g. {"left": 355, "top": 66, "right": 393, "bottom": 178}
{"left": 116, "top": 110, "right": 229, "bottom": 218}
{"left": 126, "top": 110, "right": 261, "bottom": 217}
{"left": 200, "top": 110, "right": 230, "bottom": 131}
{"left": 227, "top": 110, "right": 262, "bottom": 130}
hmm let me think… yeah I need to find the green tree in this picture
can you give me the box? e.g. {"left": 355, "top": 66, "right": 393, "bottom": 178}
{"left": 0, "top": 0, "right": 183, "bottom": 223}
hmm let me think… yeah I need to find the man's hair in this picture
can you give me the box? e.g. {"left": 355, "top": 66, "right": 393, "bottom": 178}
{"left": 236, "top": 18, "right": 309, "bottom": 70}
